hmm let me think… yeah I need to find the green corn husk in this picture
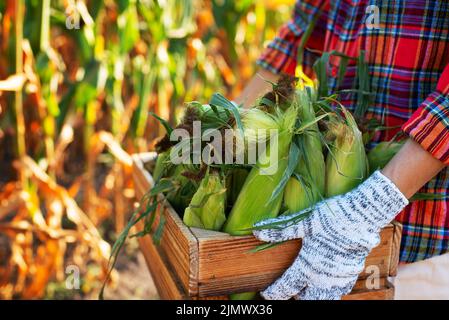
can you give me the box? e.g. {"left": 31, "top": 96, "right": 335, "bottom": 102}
{"left": 196, "top": 103, "right": 232, "bottom": 130}
{"left": 284, "top": 90, "right": 325, "bottom": 212}
{"left": 226, "top": 168, "right": 249, "bottom": 207}
{"left": 367, "top": 141, "right": 404, "bottom": 174}
{"left": 222, "top": 139, "right": 286, "bottom": 235}
{"left": 225, "top": 107, "right": 297, "bottom": 301}
{"left": 284, "top": 177, "right": 315, "bottom": 212}
{"left": 223, "top": 106, "right": 297, "bottom": 236}
{"left": 153, "top": 151, "right": 171, "bottom": 181}
{"left": 166, "top": 165, "right": 197, "bottom": 213}
{"left": 237, "top": 108, "right": 280, "bottom": 144}
{"left": 183, "top": 172, "right": 227, "bottom": 231}
{"left": 233, "top": 108, "right": 281, "bottom": 162}
{"left": 325, "top": 108, "right": 368, "bottom": 197}
{"left": 230, "top": 292, "right": 258, "bottom": 300}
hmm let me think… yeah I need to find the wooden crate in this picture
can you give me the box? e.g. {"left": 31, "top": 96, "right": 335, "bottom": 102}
{"left": 132, "top": 153, "right": 401, "bottom": 300}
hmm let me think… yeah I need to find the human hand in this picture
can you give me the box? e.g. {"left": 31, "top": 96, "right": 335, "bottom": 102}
{"left": 253, "top": 171, "right": 408, "bottom": 300}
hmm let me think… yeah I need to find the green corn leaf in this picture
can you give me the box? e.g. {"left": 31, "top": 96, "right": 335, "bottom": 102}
{"left": 209, "top": 93, "right": 244, "bottom": 138}
{"left": 150, "top": 178, "right": 175, "bottom": 196}
{"left": 247, "top": 208, "right": 313, "bottom": 232}
{"left": 267, "top": 140, "right": 300, "bottom": 204}
{"left": 149, "top": 111, "right": 173, "bottom": 135}
{"left": 100, "top": 195, "right": 158, "bottom": 299}
{"left": 118, "top": 2, "right": 140, "bottom": 54}
{"left": 313, "top": 52, "right": 330, "bottom": 98}
{"left": 249, "top": 241, "right": 286, "bottom": 253}
{"left": 152, "top": 214, "right": 166, "bottom": 245}
{"left": 296, "top": 13, "right": 318, "bottom": 67}
{"left": 260, "top": 97, "right": 275, "bottom": 108}
{"left": 354, "top": 50, "right": 372, "bottom": 120}
{"left": 336, "top": 55, "right": 349, "bottom": 89}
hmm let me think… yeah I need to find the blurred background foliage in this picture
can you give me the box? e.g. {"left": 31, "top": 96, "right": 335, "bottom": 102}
{"left": 0, "top": 0, "right": 293, "bottom": 299}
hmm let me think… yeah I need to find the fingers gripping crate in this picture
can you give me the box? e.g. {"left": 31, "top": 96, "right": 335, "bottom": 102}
{"left": 132, "top": 153, "right": 401, "bottom": 300}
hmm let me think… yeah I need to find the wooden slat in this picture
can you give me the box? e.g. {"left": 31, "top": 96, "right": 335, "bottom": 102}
{"left": 345, "top": 289, "right": 393, "bottom": 300}
{"left": 389, "top": 221, "right": 403, "bottom": 276}
{"left": 360, "top": 226, "right": 393, "bottom": 278}
{"left": 136, "top": 220, "right": 187, "bottom": 300}
{"left": 343, "top": 279, "right": 394, "bottom": 300}
{"left": 352, "top": 277, "right": 388, "bottom": 291}
{"left": 132, "top": 154, "right": 199, "bottom": 296}
{"left": 142, "top": 251, "right": 393, "bottom": 301}
{"left": 193, "top": 226, "right": 394, "bottom": 297}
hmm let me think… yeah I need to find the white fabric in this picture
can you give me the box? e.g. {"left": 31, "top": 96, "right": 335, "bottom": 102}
{"left": 391, "top": 252, "right": 449, "bottom": 300}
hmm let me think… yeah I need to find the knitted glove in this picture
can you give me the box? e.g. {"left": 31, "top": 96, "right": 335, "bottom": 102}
{"left": 253, "top": 171, "right": 409, "bottom": 300}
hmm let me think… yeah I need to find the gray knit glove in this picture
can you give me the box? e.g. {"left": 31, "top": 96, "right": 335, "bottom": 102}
{"left": 253, "top": 171, "right": 408, "bottom": 300}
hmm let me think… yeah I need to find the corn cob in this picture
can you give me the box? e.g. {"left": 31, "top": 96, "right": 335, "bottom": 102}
{"left": 183, "top": 172, "right": 227, "bottom": 231}
{"left": 284, "top": 177, "right": 314, "bottom": 212}
{"left": 284, "top": 90, "right": 325, "bottom": 212}
{"left": 225, "top": 107, "right": 297, "bottom": 301}
{"left": 226, "top": 168, "right": 249, "bottom": 207}
{"left": 367, "top": 141, "right": 404, "bottom": 174}
{"left": 232, "top": 108, "right": 281, "bottom": 163}
{"left": 223, "top": 106, "right": 297, "bottom": 235}
{"left": 236, "top": 108, "right": 280, "bottom": 145}
{"left": 153, "top": 151, "right": 171, "bottom": 181}
{"left": 325, "top": 108, "right": 368, "bottom": 197}
{"left": 166, "top": 165, "right": 197, "bottom": 213}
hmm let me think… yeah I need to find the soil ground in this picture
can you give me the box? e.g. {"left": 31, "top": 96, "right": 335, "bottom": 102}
{"left": 103, "top": 248, "right": 159, "bottom": 300}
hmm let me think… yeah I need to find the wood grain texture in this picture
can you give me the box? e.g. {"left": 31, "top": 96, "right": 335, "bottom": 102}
{"left": 192, "top": 225, "right": 393, "bottom": 297}
{"left": 132, "top": 154, "right": 401, "bottom": 300}
{"left": 360, "top": 226, "right": 393, "bottom": 279}
{"left": 389, "top": 221, "right": 403, "bottom": 277}
{"left": 343, "top": 279, "right": 394, "bottom": 300}
{"left": 132, "top": 154, "right": 199, "bottom": 295}
{"left": 136, "top": 220, "right": 187, "bottom": 300}
{"left": 145, "top": 261, "right": 393, "bottom": 301}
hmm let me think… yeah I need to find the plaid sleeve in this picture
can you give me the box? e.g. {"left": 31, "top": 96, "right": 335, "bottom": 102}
{"left": 256, "top": 0, "right": 328, "bottom": 76}
{"left": 402, "top": 64, "right": 449, "bottom": 165}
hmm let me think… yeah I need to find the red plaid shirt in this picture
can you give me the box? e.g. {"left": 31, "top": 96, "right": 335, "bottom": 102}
{"left": 257, "top": 0, "right": 449, "bottom": 263}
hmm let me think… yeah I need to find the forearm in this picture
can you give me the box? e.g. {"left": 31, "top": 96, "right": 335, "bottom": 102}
{"left": 234, "top": 68, "right": 280, "bottom": 108}
{"left": 381, "top": 138, "right": 445, "bottom": 199}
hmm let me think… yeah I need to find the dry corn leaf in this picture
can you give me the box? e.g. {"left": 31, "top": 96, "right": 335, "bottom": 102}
{"left": 0, "top": 74, "right": 26, "bottom": 92}
{"left": 0, "top": 189, "right": 25, "bottom": 221}
{"left": 22, "top": 239, "right": 59, "bottom": 299}
{"left": 98, "top": 131, "right": 133, "bottom": 167}
{"left": 19, "top": 156, "right": 110, "bottom": 261}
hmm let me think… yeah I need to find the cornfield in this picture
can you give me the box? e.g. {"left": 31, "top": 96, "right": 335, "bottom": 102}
{"left": 0, "top": 0, "right": 294, "bottom": 299}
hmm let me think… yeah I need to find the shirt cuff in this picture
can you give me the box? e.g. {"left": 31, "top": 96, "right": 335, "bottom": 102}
{"left": 402, "top": 91, "right": 449, "bottom": 165}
